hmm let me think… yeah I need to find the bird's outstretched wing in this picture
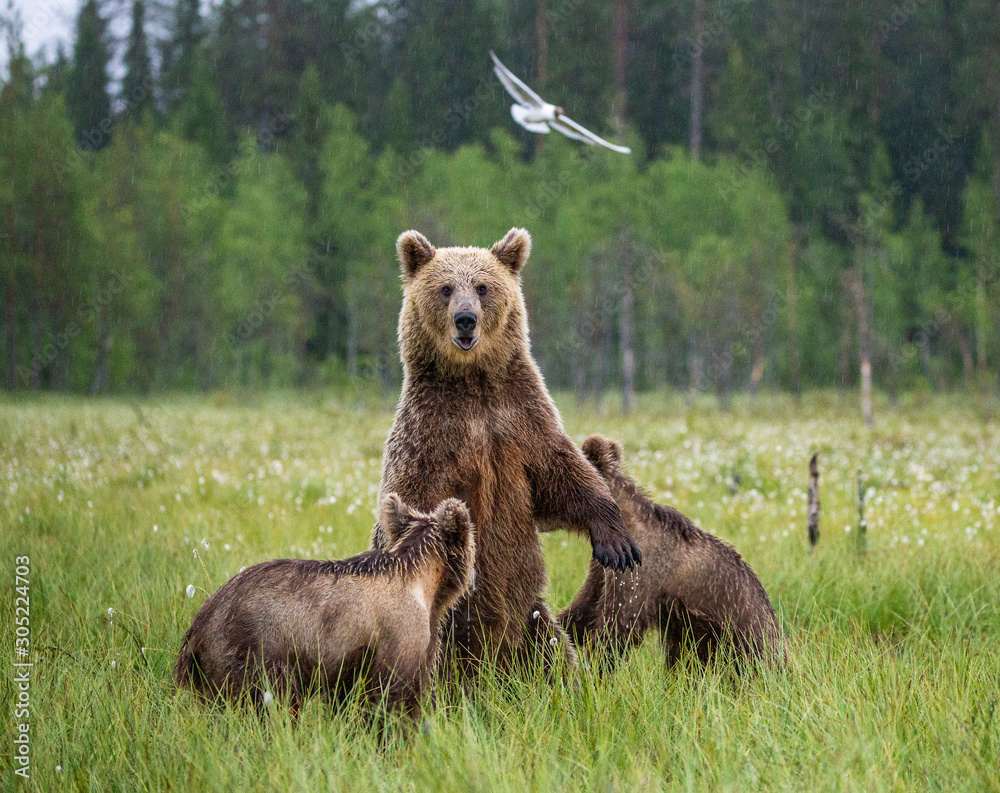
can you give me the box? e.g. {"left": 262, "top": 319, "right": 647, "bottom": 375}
{"left": 490, "top": 50, "right": 545, "bottom": 108}
{"left": 547, "top": 118, "right": 591, "bottom": 144}
{"left": 552, "top": 114, "right": 632, "bottom": 154}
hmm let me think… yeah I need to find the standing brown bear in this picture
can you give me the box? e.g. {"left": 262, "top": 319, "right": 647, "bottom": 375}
{"left": 371, "top": 228, "right": 640, "bottom": 673}
{"left": 558, "top": 436, "right": 785, "bottom": 671}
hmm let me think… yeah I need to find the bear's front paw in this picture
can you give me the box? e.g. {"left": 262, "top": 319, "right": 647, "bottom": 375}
{"left": 592, "top": 535, "right": 642, "bottom": 571}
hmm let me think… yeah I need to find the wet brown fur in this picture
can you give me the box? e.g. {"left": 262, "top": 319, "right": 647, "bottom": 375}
{"left": 558, "top": 436, "right": 786, "bottom": 672}
{"left": 371, "top": 228, "right": 640, "bottom": 675}
{"left": 174, "top": 495, "right": 475, "bottom": 715}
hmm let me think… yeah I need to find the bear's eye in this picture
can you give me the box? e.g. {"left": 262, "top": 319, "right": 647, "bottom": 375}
{"left": 476, "top": 284, "right": 487, "bottom": 297}
{"left": 441, "top": 286, "right": 453, "bottom": 298}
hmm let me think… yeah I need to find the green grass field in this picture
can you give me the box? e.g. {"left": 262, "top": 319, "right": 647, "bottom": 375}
{"left": 2, "top": 391, "right": 998, "bottom": 792}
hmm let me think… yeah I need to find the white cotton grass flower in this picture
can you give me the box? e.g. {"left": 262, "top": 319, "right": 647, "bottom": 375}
{"left": 262, "top": 691, "right": 274, "bottom": 706}
{"left": 56, "top": 766, "right": 62, "bottom": 774}
{"left": 153, "top": 524, "right": 158, "bottom": 533}
{"left": 108, "top": 607, "right": 115, "bottom": 617}
{"left": 110, "top": 660, "right": 116, "bottom": 668}
{"left": 186, "top": 584, "right": 196, "bottom": 598}
{"left": 532, "top": 611, "right": 540, "bottom": 620}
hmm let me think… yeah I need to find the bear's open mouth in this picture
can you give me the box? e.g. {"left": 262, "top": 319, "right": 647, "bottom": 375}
{"left": 453, "top": 336, "right": 479, "bottom": 351}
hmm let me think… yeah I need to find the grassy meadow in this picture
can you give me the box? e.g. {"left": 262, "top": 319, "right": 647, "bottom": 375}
{"left": 1, "top": 390, "right": 998, "bottom": 792}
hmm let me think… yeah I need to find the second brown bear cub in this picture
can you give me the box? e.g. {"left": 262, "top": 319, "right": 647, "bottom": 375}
{"left": 559, "top": 436, "right": 785, "bottom": 671}
{"left": 174, "top": 495, "right": 475, "bottom": 716}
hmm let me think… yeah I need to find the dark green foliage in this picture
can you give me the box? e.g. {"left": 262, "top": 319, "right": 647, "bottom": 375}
{"left": 0, "top": 0, "right": 998, "bottom": 394}
{"left": 1, "top": 50, "right": 87, "bottom": 390}
{"left": 287, "top": 64, "right": 330, "bottom": 224}
{"left": 174, "top": 48, "right": 230, "bottom": 166}
{"left": 160, "top": 0, "right": 204, "bottom": 112}
{"left": 123, "top": 0, "right": 153, "bottom": 119}
{"left": 391, "top": 0, "right": 504, "bottom": 149}
{"left": 66, "top": 0, "right": 111, "bottom": 150}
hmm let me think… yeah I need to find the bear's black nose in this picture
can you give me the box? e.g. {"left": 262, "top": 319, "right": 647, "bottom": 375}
{"left": 454, "top": 312, "right": 477, "bottom": 335}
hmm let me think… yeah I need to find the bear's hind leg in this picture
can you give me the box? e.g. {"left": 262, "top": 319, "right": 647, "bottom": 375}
{"left": 525, "top": 597, "right": 578, "bottom": 676}
{"left": 558, "top": 559, "right": 607, "bottom": 646}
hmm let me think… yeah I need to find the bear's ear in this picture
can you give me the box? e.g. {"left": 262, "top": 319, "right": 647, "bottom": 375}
{"left": 491, "top": 227, "right": 532, "bottom": 273}
{"left": 433, "top": 498, "right": 473, "bottom": 542}
{"left": 379, "top": 492, "right": 416, "bottom": 542}
{"left": 582, "top": 435, "right": 623, "bottom": 474}
{"left": 397, "top": 230, "right": 437, "bottom": 280}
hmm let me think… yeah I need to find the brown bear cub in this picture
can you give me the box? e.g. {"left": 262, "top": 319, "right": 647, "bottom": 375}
{"left": 174, "top": 495, "right": 475, "bottom": 716}
{"left": 558, "top": 436, "right": 785, "bottom": 671}
{"left": 372, "top": 228, "right": 641, "bottom": 674}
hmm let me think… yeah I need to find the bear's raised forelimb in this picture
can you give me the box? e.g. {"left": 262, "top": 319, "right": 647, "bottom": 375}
{"left": 528, "top": 437, "right": 642, "bottom": 571}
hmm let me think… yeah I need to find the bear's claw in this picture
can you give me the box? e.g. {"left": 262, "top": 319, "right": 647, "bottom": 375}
{"left": 593, "top": 539, "right": 642, "bottom": 571}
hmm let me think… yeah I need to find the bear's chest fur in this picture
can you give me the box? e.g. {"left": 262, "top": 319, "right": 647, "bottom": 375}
{"left": 405, "top": 384, "right": 528, "bottom": 490}
{"left": 385, "top": 376, "right": 543, "bottom": 559}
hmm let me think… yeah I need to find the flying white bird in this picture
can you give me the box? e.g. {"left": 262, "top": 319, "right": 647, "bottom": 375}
{"left": 490, "top": 51, "right": 631, "bottom": 154}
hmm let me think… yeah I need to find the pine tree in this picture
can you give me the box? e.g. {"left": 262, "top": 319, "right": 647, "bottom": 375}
{"left": 175, "top": 49, "right": 229, "bottom": 165}
{"left": 0, "top": 48, "right": 33, "bottom": 389}
{"left": 2, "top": 34, "right": 86, "bottom": 391}
{"left": 287, "top": 64, "right": 329, "bottom": 224}
{"left": 627, "top": 2, "right": 689, "bottom": 158}
{"left": 160, "top": 0, "right": 203, "bottom": 112}
{"left": 395, "top": 0, "right": 502, "bottom": 149}
{"left": 309, "top": 0, "right": 355, "bottom": 107}
{"left": 543, "top": 0, "right": 614, "bottom": 141}
{"left": 688, "top": 0, "right": 705, "bottom": 159}
{"left": 66, "top": 0, "right": 111, "bottom": 150}
{"left": 123, "top": 0, "right": 153, "bottom": 120}
{"left": 214, "top": 0, "right": 266, "bottom": 139}
{"left": 45, "top": 44, "right": 71, "bottom": 97}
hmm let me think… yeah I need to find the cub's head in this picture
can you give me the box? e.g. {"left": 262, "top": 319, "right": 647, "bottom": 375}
{"left": 396, "top": 228, "right": 532, "bottom": 369}
{"left": 379, "top": 493, "right": 476, "bottom": 604}
{"left": 582, "top": 435, "right": 624, "bottom": 478}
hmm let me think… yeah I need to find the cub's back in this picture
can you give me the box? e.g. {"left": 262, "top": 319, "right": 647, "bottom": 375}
{"left": 186, "top": 561, "right": 432, "bottom": 667}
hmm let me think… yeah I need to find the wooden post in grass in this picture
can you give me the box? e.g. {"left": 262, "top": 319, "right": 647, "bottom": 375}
{"left": 856, "top": 470, "right": 868, "bottom": 552}
{"left": 807, "top": 454, "right": 820, "bottom": 548}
